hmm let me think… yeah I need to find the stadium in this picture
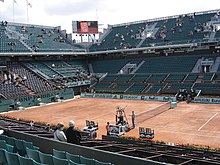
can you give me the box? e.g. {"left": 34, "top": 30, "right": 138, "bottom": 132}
{"left": 0, "top": 0, "right": 220, "bottom": 164}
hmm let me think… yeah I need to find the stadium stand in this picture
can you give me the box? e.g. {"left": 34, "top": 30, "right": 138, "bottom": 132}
{"left": 90, "top": 11, "right": 220, "bottom": 51}
{"left": 0, "top": 21, "right": 85, "bottom": 53}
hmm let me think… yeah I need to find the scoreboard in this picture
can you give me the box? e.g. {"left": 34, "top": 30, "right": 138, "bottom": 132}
{"left": 72, "top": 21, "right": 98, "bottom": 34}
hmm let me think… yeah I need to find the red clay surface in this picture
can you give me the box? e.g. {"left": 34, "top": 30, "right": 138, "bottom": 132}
{"left": 2, "top": 98, "right": 220, "bottom": 148}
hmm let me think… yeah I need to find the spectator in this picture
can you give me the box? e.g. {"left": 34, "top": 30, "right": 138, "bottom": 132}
{"left": 65, "top": 120, "right": 81, "bottom": 144}
{"left": 54, "top": 122, "right": 67, "bottom": 142}
{"left": 106, "top": 122, "right": 110, "bottom": 135}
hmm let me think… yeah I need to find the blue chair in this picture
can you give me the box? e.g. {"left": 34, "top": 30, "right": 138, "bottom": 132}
{"left": 18, "top": 155, "right": 34, "bottom": 165}
{"left": 53, "top": 156, "right": 68, "bottom": 165}
{"left": 39, "top": 151, "right": 53, "bottom": 165}
{"left": 0, "top": 148, "right": 7, "bottom": 165}
{"left": 80, "top": 156, "right": 95, "bottom": 165}
{"left": 5, "top": 150, "right": 20, "bottom": 165}
{"left": 95, "top": 160, "right": 112, "bottom": 165}
{"left": 69, "top": 160, "right": 86, "bottom": 165}
{"left": 0, "top": 140, "right": 14, "bottom": 153}
{"left": 66, "top": 152, "right": 81, "bottom": 163}
{"left": 53, "top": 149, "right": 66, "bottom": 159}
{"left": 26, "top": 147, "right": 41, "bottom": 163}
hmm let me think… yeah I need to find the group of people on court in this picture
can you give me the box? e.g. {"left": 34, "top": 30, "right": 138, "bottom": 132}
{"left": 54, "top": 120, "right": 81, "bottom": 144}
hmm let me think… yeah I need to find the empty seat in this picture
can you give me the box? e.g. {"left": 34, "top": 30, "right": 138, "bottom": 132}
{"left": 18, "top": 155, "right": 34, "bottom": 165}
{"left": 95, "top": 160, "right": 112, "bottom": 165}
{"left": 5, "top": 151, "right": 20, "bottom": 165}
{"left": 53, "top": 149, "right": 66, "bottom": 159}
{"left": 66, "top": 152, "right": 81, "bottom": 163}
{"left": 69, "top": 160, "right": 86, "bottom": 165}
{"left": 39, "top": 151, "right": 53, "bottom": 165}
{"left": 80, "top": 156, "right": 95, "bottom": 165}
{"left": 26, "top": 147, "right": 41, "bottom": 163}
{"left": 53, "top": 156, "right": 69, "bottom": 165}
{"left": 0, "top": 148, "right": 7, "bottom": 165}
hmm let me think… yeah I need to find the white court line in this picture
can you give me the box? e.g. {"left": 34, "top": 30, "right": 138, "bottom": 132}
{"left": 198, "top": 112, "right": 218, "bottom": 131}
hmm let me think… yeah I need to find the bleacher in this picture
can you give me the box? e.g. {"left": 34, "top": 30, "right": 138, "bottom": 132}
{"left": 0, "top": 22, "right": 85, "bottom": 53}
{"left": 90, "top": 11, "right": 219, "bottom": 52}
{"left": 92, "top": 54, "right": 220, "bottom": 96}
{"left": 0, "top": 134, "right": 112, "bottom": 165}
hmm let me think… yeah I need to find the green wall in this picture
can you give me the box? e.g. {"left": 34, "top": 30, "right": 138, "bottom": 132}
{"left": 0, "top": 89, "right": 74, "bottom": 112}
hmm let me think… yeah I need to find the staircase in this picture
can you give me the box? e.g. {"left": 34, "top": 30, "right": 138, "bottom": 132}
{"left": 191, "top": 58, "right": 203, "bottom": 73}
{"left": 195, "top": 74, "right": 204, "bottom": 83}
{"left": 88, "top": 63, "right": 94, "bottom": 75}
{"left": 19, "top": 40, "right": 34, "bottom": 52}
{"left": 210, "top": 57, "right": 220, "bottom": 72}
{"left": 19, "top": 83, "right": 35, "bottom": 95}
{"left": 130, "top": 60, "right": 145, "bottom": 74}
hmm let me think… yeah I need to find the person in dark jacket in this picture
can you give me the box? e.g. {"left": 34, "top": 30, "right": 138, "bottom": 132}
{"left": 65, "top": 120, "right": 81, "bottom": 144}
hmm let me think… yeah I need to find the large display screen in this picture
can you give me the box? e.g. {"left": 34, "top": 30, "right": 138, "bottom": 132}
{"left": 72, "top": 21, "right": 98, "bottom": 34}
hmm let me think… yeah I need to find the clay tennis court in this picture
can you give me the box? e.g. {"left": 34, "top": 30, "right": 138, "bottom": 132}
{"left": 1, "top": 98, "right": 220, "bottom": 149}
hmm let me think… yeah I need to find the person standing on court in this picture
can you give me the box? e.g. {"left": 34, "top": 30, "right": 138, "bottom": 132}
{"left": 65, "top": 120, "right": 81, "bottom": 145}
{"left": 131, "top": 111, "right": 135, "bottom": 128}
{"left": 54, "top": 122, "right": 67, "bottom": 142}
{"left": 106, "top": 122, "right": 110, "bottom": 135}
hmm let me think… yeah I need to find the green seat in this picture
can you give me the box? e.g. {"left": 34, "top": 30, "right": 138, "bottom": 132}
{"left": 66, "top": 152, "right": 80, "bottom": 163}
{"left": 0, "top": 148, "right": 7, "bottom": 165}
{"left": 53, "top": 156, "right": 68, "bottom": 165}
{"left": 0, "top": 135, "right": 7, "bottom": 141}
{"left": 95, "top": 160, "right": 112, "bottom": 165}
{"left": 6, "top": 136, "right": 16, "bottom": 147}
{"left": 5, "top": 150, "right": 20, "bottom": 165}
{"left": 39, "top": 151, "right": 53, "bottom": 165}
{"left": 15, "top": 139, "right": 25, "bottom": 156}
{"left": 6, "top": 144, "right": 14, "bottom": 153}
{"left": 69, "top": 160, "right": 86, "bottom": 165}
{"left": 53, "top": 149, "right": 66, "bottom": 159}
{"left": 26, "top": 147, "right": 41, "bottom": 163}
{"left": 80, "top": 156, "right": 95, "bottom": 165}
{"left": 0, "top": 140, "right": 7, "bottom": 149}
{"left": 33, "top": 159, "right": 47, "bottom": 165}
{"left": 18, "top": 155, "right": 34, "bottom": 165}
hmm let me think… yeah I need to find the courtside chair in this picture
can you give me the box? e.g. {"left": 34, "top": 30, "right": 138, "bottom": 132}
{"left": 39, "top": 151, "right": 53, "bottom": 165}
{"left": 66, "top": 152, "right": 81, "bottom": 163}
{"left": 0, "top": 148, "right": 7, "bottom": 165}
{"left": 80, "top": 156, "right": 95, "bottom": 165}
{"left": 53, "top": 156, "right": 69, "bottom": 165}
{"left": 26, "top": 147, "right": 41, "bottom": 163}
{"left": 18, "top": 155, "right": 34, "bottom": 165}
{"left": 53, "top": 149, "right": 66, "bottom": 159}
{"left": 5, "top": 150, "right": 20, "bottom": 165}
{"left": 95, "top": 160, "right": 112, "bottom": 165}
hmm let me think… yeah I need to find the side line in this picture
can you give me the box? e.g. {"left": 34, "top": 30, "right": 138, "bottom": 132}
{"left": 198, "top": 112, "right": 218, "bottom": 131}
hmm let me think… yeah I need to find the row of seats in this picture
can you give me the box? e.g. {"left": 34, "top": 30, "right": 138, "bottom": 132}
{"left": 0, "top": 134, "right": 113, "bottom": 165}
{"left": 90, "top": 11, "right": 219, "bottom": 51}
{"left": 93, "top": 72, "right": 220, "bottom": 95}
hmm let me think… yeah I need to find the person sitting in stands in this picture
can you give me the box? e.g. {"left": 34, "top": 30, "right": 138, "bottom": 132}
{"left": 65, "top": 120, "right": 81, "bottom": 145}
{"left": 54, "top": 122, "right": 67, "bottom": 142}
